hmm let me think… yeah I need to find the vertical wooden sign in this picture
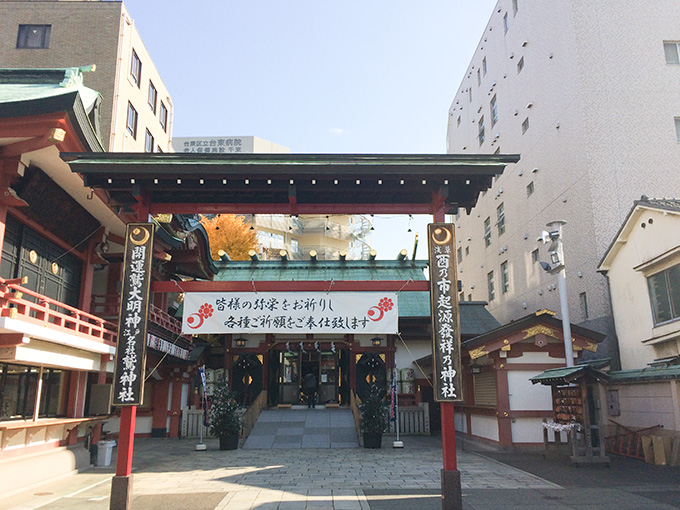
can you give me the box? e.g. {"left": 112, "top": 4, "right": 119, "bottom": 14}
{"left": 111, "top": 223, "right": 154, "bottom": 407}
{"left": 427, "top": 223, "right": 462, "bottom": 403}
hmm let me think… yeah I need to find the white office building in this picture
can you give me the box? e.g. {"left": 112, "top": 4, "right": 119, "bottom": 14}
{"left": 447, "top": 0, "right": 680, "bottom": 364}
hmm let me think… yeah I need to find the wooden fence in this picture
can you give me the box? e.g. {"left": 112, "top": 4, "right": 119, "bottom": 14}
{"left": 388, "top": 403, "right": 430, "bottom": 435}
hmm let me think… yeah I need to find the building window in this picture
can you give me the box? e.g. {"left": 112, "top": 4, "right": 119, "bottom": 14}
{"left": 465, "top": 246, "right": 470, "bottom": 256}
{"left": 467, "top": 293, "right": 472, "bottom": 301}
{"left": 487, "top": 271, "right": 496, "bottom": 301}
{"left": 501, "top": 261, "right": 510, "bottom": 293}
{"left": 647, "top": 264, "right": 680, "bottom": 324}
{"left": 580, "top": 292, "right": 589, "bottom": 320}
{"left": 160, "top": 102, "right": 168, "bottom": 132}
{"left": 145, "top": 129, "right": 154, "bottom": 152}
{"left": 664, "top": 42, "right": 680, "bottom": 64}
{"left": 531, "top": 248, "right": 539, "bottom": 263}
{"left": 126, "top": 102, "right": 138, "bottom": 139}
{"left": 457, "top": 115, "right": 461, "bottom": 127}
{"left": 482, "top": 57, "right": 487, "bottom": 75}
{"left": 468, "top": 88, "right": 473, "bottom": 103}
{"left": 148, "top": 81, "right": 157, "bottom": 114}
{"left": 457, "top": 247, "right": 463, "bottom": 264}
{"left": 503, "top": 13, "right": 509, "bottom": 33}
{"left": 497, "top": 203, "right": 505, "bottom": 235}
{"left": 477, "top": 68, "right": 481, "bottom": 86}
{"left": 130, "top": 50, "right": 142, "bottom": 87}
{"left": 522, "top": 117, "right": 530, "bottom": 134}
{"left": 512, "top": 0, "right": 519, "bottom": 16}
{"left": 675, "top": 117, "right": 680, "bottom": 142}
{"left": 0, "top": 363, "right": 68, "bottom": 420}
{"left": 517, "top": 56, "right": 525, "bottom": 73}
{"left": 484, "top": 217, "right": 492, "bottom": 247}
{"left": 478, "top": 115, "right": 486, "bottom": 145}
{"left": 17, "top": 24, "right": 51, "bottom": 49}
{"left": 527, "top": 181, "right": 535, "bottom": 196}
{"left": 490, "top": 95, "right": 498, "bottom": 126}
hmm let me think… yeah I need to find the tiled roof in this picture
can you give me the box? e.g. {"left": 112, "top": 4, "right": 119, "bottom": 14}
{"left": 462, "top": 310, "right": 606, "bottom": 352}
{"left": 637, "top": 197, "right": 680, "bottom": 212}
{"left": 599, "top": 196, "right": 680, "bottom": 270}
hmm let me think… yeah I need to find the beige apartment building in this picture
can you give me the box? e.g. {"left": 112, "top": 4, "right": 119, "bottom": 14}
{"left": 447, "top": 0, "right": 680, "bottom": 364}
{"left": 0, "top": 0, "right": 172, "bottom": 152}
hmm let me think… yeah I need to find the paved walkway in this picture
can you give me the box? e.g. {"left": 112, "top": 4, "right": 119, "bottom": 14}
{"left": 1, "top": 435, "right": 555, "bottom": 509}
{"left": 243, "top": 408, "right": 359, "bottom": 449}
{"left": 2, "top": 434, "right": 679, "bottom": 509}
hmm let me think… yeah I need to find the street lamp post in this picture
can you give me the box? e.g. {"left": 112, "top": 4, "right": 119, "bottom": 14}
{"left": 539, "top": 220, "right": 574, "bottom": 368}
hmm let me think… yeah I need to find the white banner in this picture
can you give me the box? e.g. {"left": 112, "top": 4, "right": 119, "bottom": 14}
{"left": 182, "top": 292, "right": 398, "bottom": 334}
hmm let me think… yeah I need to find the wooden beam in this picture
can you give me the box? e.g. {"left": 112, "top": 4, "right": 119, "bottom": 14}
{"left": 149, "top": 203, "right": 445, "bottom": 215}
{"left": 0, "top": 334, "right": 30, "bottom": 347}
{"left": 151, "top": 279, "right": 430, "bottom": 293}
{"left": 0, "top": 128, "right": 65, "bottom": 158}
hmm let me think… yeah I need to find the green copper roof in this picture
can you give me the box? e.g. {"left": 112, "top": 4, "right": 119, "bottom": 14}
{"left": 607, "top": 365, "right": 680, "bottom": 384}
{"left": 0, "top": 67, "right": 100, "bottom": 112}
{"left": 0, "top": 67, "right": 103, "bottom": 152}
{"left": 531, "top": 364, "right": 609, "bottom": 385}
{"left": 214, "top": 259, "right": 428, "bottom": 283}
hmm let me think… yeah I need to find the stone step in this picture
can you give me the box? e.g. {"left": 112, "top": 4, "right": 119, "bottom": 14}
{"left": 243, "top": 408, "right": 359, "bottom": 449}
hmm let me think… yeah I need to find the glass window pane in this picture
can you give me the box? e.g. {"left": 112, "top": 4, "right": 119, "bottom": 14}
{"left": 665, "top": 43, "right": 680, "bottom": 64}
{"left": 668, "top": 264, "right": 680, "bottom": 319}
{"left": 39, "top": 369, "right": 68, "bottom": 417}
{"left": 648, "top": 272, "right": 672, "bottom": 323}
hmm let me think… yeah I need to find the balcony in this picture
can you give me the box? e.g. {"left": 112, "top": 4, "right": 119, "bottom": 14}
{"left": 91, "top": 294, "right": 189, "bottom": 341}
{"left": 0, "top": 277, "right": 116, "bottom": 370}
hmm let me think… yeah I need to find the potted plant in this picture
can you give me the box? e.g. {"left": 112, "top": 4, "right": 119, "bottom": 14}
{"left": 359, "top": 383, "right": 389, "bottom": 448}
{"left": 208, "top": 378, "right": 242, "bottom": 450}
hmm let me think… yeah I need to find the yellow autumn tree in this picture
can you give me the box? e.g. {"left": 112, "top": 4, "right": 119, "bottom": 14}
{"left": 200, "top": 214, "right": 258, "bottom": 261}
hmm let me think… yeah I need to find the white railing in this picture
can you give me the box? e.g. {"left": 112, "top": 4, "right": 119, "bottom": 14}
{"left": 388, "top": 403, "right": 430, "bottom": 435}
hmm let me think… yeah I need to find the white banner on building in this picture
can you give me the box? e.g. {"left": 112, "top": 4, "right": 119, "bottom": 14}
{"left": 182, "top": 292, "right": 398, "bottom": 334}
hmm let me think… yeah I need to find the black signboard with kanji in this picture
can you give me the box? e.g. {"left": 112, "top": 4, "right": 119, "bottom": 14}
{"left": 111, "top": 223, "right": 154, "bottom": 406}
{"left": 427, "top": 223, "right": 462, "bottom": 403}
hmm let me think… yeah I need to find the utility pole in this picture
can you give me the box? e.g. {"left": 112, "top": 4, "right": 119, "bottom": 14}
{"left": 539, "top": 220, "right": 574, "bottom": 367}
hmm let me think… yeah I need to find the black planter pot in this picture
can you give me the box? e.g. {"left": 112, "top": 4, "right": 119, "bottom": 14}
{"left": 218, "top": 435, "right": 239, "bottom": 450}
{"left": 363, "top": 432, "right": 383, "bottom": 449}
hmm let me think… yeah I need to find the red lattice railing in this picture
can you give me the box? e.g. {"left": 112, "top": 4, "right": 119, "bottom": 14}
{"left": 0, "top": 277, "right": 117, "bottom": 345}
{"left": 91, "top": 294, "right": 187, "bottom": 339}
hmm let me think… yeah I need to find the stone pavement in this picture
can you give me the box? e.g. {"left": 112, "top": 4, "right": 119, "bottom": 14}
{"left": 2, "top": 433, "right": 679, "bottom": 509}
{"left": 1, "top": 434, "right": 554, "bottom": 509}
{"left": 243, "top": 408, "right": 359, "bottom": 449}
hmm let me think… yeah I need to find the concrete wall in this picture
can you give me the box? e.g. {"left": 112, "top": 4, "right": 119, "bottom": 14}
{"left": 610, "top": 381, "right": 680, "bottom": 432}
{"left": 447, "top": 0, "right": 680, "bottom": 364}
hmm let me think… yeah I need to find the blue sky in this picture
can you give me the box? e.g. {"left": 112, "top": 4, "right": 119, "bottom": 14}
{"left": 123, "top": 0, "right": 498, "bottom": 256}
